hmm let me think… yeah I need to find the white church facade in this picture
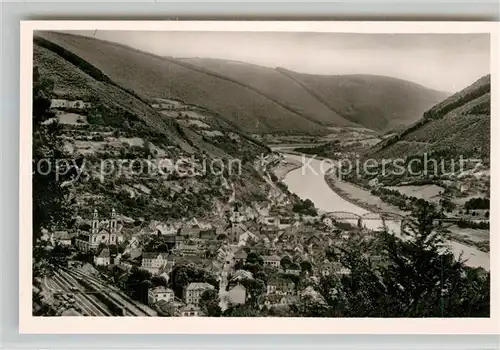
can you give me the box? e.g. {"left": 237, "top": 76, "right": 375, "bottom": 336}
{"left": 75, "top": 208, "right": 121, "bottom": 252}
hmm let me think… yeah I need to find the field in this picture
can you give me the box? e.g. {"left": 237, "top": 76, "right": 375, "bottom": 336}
{"left": 385, "top": 184, "right": 444, "bottom": 202}
{"left": 326, "top": 176, "right": 405, "bottom": 214}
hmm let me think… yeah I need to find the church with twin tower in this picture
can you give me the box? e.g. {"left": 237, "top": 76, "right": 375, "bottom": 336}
{"left": 75, "top": 208, "right": 120, "bottom": 252}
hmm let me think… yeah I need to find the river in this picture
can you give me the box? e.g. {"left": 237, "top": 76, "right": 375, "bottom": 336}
{"left": 281, "top": 154, "right": 489, "bottom": 270}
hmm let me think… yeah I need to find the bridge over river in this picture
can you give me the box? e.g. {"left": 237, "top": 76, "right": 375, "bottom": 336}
{"left": 281, "top": 153, "right": 489, "bottom": 270}
{"left": 323, "top": 211, "right": 466, "bottom": 232}
{"left": 323, "top": 211, "right": 405, "bottom": 231}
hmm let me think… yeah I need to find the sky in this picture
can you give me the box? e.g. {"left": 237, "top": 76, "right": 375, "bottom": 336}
{"left": 66, "top": 30, "right": 490, "bottom": 93}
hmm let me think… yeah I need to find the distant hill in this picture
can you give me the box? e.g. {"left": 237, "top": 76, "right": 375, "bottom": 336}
{"left": 35, "top": 31, "right": 327, "bottom": 136}
{"left": 367, "top": 75, "right": 490, "bottom": 160}
{"left": 178, "top": 57, "right": 356, "bottom": 128}
{"left": 179, "top": 58, "right": 449, "bottom": 133}
{"left": 277, "top": 68, "right": 449, "bottom": 132}
{"left": 35, "top": 31, "right": 449, "bottom": 135}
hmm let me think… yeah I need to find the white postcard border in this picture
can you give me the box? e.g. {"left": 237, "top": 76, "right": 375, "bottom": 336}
{"left": 20, "top": 20, "right": 500, "bottom": 334}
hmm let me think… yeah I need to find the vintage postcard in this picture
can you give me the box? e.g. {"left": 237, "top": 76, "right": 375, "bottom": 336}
{"left": 20, "top": 21, "right": 499, "bottom": 334}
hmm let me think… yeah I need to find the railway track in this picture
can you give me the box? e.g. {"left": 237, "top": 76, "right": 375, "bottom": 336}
{"left": 63, "top": 268, "right": 157, "bottom": 317}
{"left": 58, "top": 269, "right": 113, "bottom": 316}
{"left": 50, "top": 270, "right": 112, "bottom": 316}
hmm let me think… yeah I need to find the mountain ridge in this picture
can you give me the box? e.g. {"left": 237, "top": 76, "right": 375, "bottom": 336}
{"left": 367, "top": 74, "right": 490, "bottom": 160}
{"left": 35, "top": 31, "right": 450, "bottom": 135}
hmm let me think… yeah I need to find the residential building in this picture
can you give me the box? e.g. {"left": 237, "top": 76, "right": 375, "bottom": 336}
{"left": 283, "top": 267, "right": 301, "bottom": 276}
{"left": 233, "top": 250, "right": 247, "bottom": 264}
{"left": 183, "top": 282, "right": 215, "bottom": 306}
{"left": 94, "top": 248, "right": 111, "bottom": 266}
{"left": 165, "top": 234, "right": 185, "bottom": 251}
{"left": 179, "top": 244, "right": 200, "bottom": 256}
{"left": 148, "top": 286, "right": 175, "bottom": 305}
{"left": 51, "top": 231, "right": 74, "bottom": 246}
{"left": 266, "top": 278, "right": 295, "bottom": 296}
{"left": 262, "top": 255, "right": 281, "bottom": 267}
{"left": 50, "top": 99, "right": 69, "bottom": 109}
{"left": 179, "top": 304, "right": 204, "bottom": 317}
{"left": 141, "top": 252, "right": 171, "bottom": 275}
{"left": 199, "top": 229, "right": 217, "bottom": 241}
{"left": 179, "top": 226, "right": 202, "bottom": 239}
{"left": 75, "top": 208, "right": 120, "bottom": 253}
{"left": 321, "top": 261, "right": 351, "bottom": 277}
{"left": 228, "top": 284, "right": 246, "bottom": 305}
{"left": 261, "top": 207, "right": 295, "bottom": 229}
{"left": 258, "top": 294, "right": 298, "bottom": 309}
{"left": 230, "top": 270, "right": 253, "bottom": 282}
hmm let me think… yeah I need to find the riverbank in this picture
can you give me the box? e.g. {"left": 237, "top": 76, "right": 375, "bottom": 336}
{"left": 282, "top": 153, "right": 490, "bottom": 270}
{"left": 324, "top": 170, "right": 490, "bottom": 253}
{"left": 323, "top": 171, "right": 406, "bottom": 215}
{"left": 444, "top": 225, "right": 490, "bottom": 253}
{"left": 271, "top": 158, "right": 303, "bottom": 181}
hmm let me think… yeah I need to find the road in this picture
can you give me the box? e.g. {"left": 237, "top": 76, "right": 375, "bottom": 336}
{"left": 218, "top": 244, "right": 238, "bottom": 311}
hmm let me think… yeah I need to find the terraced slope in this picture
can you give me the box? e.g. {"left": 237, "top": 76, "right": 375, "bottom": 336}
{"left": 368, "top": 75, "right": 490, "bottom": 160}
{"left": 35, "top": 31, "right": 327, "bottom": 135}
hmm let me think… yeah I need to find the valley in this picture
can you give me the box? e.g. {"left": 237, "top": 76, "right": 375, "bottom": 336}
{"left": 32, "top": 30, "right": 491, "bottom": 319}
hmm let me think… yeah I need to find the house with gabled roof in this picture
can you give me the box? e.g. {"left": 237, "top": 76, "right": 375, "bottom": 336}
{"left": 148, "top": 286, "right": 175, "bottom": 305}
{"left": 179, "top": 304, "right": 204, "bottom": 317}
{"left": 51, "top": 231, "right": 75, "bottom": 246}
{"left": 266, "top": 278, "right": 296, "bottom": 295}
{"left": 141, "top": 252, "right": 171, "bottom": 275}
{"left": 94, "top": 247, "right": 110, "bottom": 266}
{"left": 183, "top": 282, "right": 215, "bottom": 306}
{"left": 228, "top": 283, "right": 247, "bottom": 305}
{"left": 262, "top": 255, "right": 281, "bottom": 268}
{"left": 233, "top": 249, "right": 248, "bottom": 264}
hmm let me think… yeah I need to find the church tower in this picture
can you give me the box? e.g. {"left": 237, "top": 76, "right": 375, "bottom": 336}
{"left": 110, "top": 208, "right": 117, "bottom": 233}
{"left": 91, "top": 209, "right": 99, "bottom": 234}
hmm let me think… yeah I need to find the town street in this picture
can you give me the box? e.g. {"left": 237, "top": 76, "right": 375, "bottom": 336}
{"left": 218, "top": 244, "right": 238, "bottom": 311}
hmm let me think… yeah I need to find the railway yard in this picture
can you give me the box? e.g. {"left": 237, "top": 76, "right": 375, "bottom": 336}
{"left": 41, "top": 267, "right": 157, "bottom": 317}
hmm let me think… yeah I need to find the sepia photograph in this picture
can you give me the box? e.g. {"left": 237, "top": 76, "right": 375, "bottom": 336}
{"left": 20, "top": 21, "right": 498, "bottom": 334}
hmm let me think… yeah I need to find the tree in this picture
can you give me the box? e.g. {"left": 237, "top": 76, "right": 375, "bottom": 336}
{"left": 169, "top": 264, "right": 218, "bottom": 298}
{"left": 151, "top": 275, "right": 168, "bottom": 287}
{"left": 306, "top": 201, "right": 490, "bottom": 317}
{"left": 280, "top": 256, "right": 292, "bottom": 270}
{"left": 246, "top": 252, "right": 263, "bottom": 265}
{"left": 295, "top": 295, "right": 330, "bottom": 317}
{"left": 439, "top": 198, "right": 456, "bottom": 213}
{"left": 223, "top": 305, "right": 259, "bottom": 317}
{"left": 300, "top": 261, "right": 312, "bottom": 273}
{"left": 32, "top": 67, "right": 73, "bottom": 240}
{"left": 292, "top": 198, "right": 318, "bottom": 216}
{"left": 378, "top": 203, "right": 488, "bottom": 317}
{"left": 199, "top": 289, "right": 221, "bottom": 316}
{"left": 240, "top": 278, "right": 265, "bottom": 307}
{"left": 126, "top": 267, "right": 152, "bottom": 303}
